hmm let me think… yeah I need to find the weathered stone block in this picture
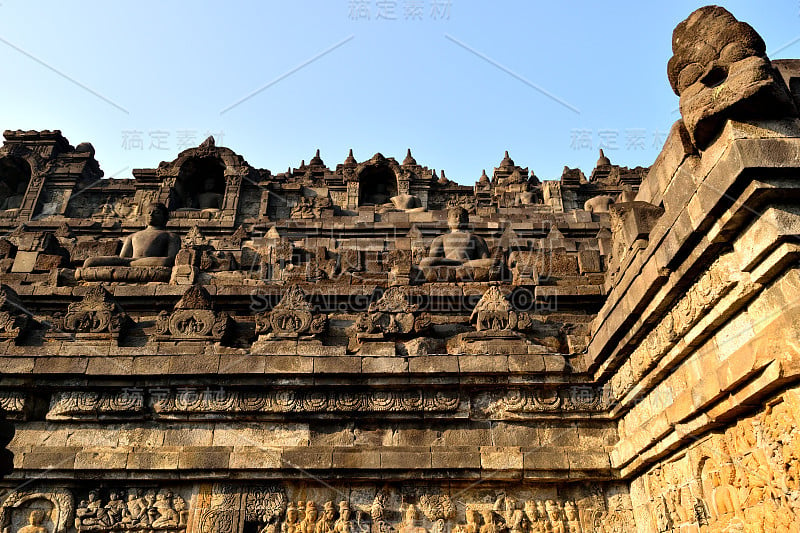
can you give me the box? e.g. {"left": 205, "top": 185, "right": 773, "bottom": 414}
{"left": 408, "top": 356, "right": 458, "bottom": 373}
{"left": 313, "top": 356, "right": 361, "bottom": 373}
{"left": 229, "top": 446, "right": 283, "bottom": 469}
{"left": 431, "top": 446, "right": 481, "bottom": 469}
{"left": 177, "top": 447, "right": 231, "bottom": 469}
{"left": 74, "top": 449, "right": 129, "bottom": 470}
{"left": 362, "top": 356, "right": 408, "bottom": 373}
{"left": 332, "top": 447, "right": 381, "bottom": 469}
{"left": 380, "top": 447, "right": 431, "bottom": 469}
{"left": 23, "top": 448, "right": 79, "bottom": 470}
{"left": 480, "top": 446, "right": 523, "bottom": 470}
{"left": 578, "top": 249, "right": 602, "bottom": 273}
{"left": 281, "top": 447, "right": 333, "bottom": 469}
{"left": 522, "top": 448, "right": 569, "bottom": 470}
{"left": 263, "top": 355, "right": 314, "bottom": 374}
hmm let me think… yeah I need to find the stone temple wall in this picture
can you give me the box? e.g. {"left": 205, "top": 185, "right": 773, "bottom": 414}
{"left": 2, "top": 4, "right": 800, "bottom": 533}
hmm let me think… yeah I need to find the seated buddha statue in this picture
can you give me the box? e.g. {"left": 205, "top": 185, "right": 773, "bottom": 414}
{"left": 378, "top": 193, "right": 426, "bottom": 213}
{"left": 83, "top": 203, "right": 181, "bottom": 268}
{"left": 18, "top": 510, "right": 48, "bottom": 533}
{"left": 419, "top": 207, "right": 494, "bottom": 280}
{"left": 583, "top": 195, "right": 614, "bottom": 214}
{"left": 193, "top": 176, "right": 223, "bottom": 210}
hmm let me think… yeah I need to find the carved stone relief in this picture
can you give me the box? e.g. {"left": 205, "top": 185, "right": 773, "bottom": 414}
{"left": 0, "top": 284, "right": 30, "bottom": 342}
{"left": 154, "top": 285, "right": 232, "bottom": 342}
{"left": 50, "top": 286, "right": 131, "bottom": 342}
{"left": 639, "top": 387, "right": 800, "bottom": 532}
{"left": 610, "top": 254, "right": 740, "bottom": 401}
{"left": 255, "top": 285, "right": 327, "bottom": 340}
{"left": 0, "top": 487, "right": 73, "bottom": 533}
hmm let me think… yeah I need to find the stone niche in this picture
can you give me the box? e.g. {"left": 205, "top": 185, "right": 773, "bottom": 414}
{"left": 357, "top": 159, "right": 399, "bottom": 206}
{"left": 145, "top": 136, "right": 252, "bottom": 224}
{"left": 0, "top": 487, "right": 73, "bottom": 533}
{"left": 0, "top": 155, "right": 31, "bottom": 213}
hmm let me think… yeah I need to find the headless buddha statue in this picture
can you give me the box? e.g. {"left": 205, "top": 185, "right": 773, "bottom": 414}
{"left": 83, "top": 203, "right": 181, "bottom": 268}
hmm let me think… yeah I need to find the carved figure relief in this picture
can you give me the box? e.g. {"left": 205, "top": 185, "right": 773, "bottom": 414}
{"left": 154, "top": 284, "right": 232, "bottom": 341}
{"left": 70, "top": 488, "right": 188, "bottom": 532}
{"left": 255, "top": 285, "right": 327, "bottom": 339}
{"left": 642, "top": 388, "right": 800, "bottom": 532}
{"left": 470, "top": 286, "right": 517, "bottom": 332}
{"left": 51, "top": 285, "right": 130, "bottom": 342}
{"left": 0, "top": 487, "right": 73, "bottom": 533}
{"left": 356, "top": 287, "right": 425, "bottom": 336}
{"left": 418, "top": 207, "right": 494, "bottom": 282}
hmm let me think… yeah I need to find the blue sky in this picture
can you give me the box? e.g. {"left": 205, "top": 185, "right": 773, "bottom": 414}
{"left": 1, "top": 0, "right": 798, "bottom": 184}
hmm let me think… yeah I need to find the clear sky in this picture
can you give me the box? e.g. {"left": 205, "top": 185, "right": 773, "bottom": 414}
{"left": 1, "top": 0, "right": 798, "bottom": 185}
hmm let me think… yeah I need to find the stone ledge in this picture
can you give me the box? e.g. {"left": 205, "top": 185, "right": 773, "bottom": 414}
{"left": 589, "top": 197, "right": 800, "bottom": 390}
{"left": 588, "top": 134, "right": 800, "bottom": 372}
{"left": 612, "top": 322, "right": 788, "bottom": 473}
{"left": 0, "top": 353, "right": 574, "bottom": 377}
{"left": 10, "top": 444, "right": 618, "bottom": 478}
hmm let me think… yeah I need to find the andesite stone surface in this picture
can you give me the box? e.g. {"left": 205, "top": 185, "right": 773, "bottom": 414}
{"left": 1, "top": 5, "right": 800, "bottom": 532}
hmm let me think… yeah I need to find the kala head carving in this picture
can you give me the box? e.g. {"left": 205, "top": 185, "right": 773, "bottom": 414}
{"left": 668, "top": 6, "right": 797, "bottom": 149}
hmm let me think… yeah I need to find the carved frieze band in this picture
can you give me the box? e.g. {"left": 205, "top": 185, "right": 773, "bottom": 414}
{"left": 640, "top": 387, "right": 800, "bottom": 532}
{"left": 47, "top": 391, "right": 145, "bottom": 420}
{"left": 152, "top": 388, "right": 460, "bottom": 416}
{"left": 43, "top": 385, "right": 611, "bottom": 420}
{"left": 45, "top": 388, "right": 461, "bottom": 420}
{"left": 0, "top": 483, "right": 635, "bottom": 533}
{"left": 0, "top": 485, "right": 187, "bottom": 533}
{"left": 498, "top": 385, "right": 610, "bottom": 413}
{"left": 191, "top": 485, "right": 636, "bottom": 533}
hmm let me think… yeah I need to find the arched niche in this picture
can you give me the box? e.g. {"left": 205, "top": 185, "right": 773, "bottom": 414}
{"left": 358, "top": 164, "right": 398, "bottom": 206}
{"left": 0, "top": 156, "right": 31, "bottom": 211}
{"left": 0, "top": 488, "right": 73, "bottom": 533}
{"left": 173, "top": 156, "right": 226, "bottom": 210}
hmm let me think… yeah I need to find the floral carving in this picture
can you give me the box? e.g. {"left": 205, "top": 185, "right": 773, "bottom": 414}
{"left": 151, "top": 388, "right": 460, "bottom": 417}
{"left": 348, "top": 287, "right": 430, "bottom": 350}
{"left": 47, "top": 390, "right": 144, "bottom": 420}
{"left": 611, "top": 255, "right": 737, "bottom": 402}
